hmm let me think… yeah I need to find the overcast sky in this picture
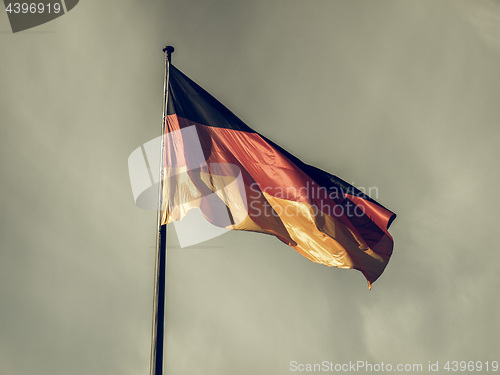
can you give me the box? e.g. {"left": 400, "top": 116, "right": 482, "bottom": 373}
{"left": 1, "top": 1, "right": 500, "bottom": 374}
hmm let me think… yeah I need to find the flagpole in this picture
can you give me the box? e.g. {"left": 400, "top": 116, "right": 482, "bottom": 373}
{"left": 150, "top": 45, "right": 174, "bottom": 375}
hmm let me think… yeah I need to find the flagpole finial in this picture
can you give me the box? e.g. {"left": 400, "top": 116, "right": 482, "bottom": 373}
{"left": 163, "top": 45, "right": 174, "bottom": 62}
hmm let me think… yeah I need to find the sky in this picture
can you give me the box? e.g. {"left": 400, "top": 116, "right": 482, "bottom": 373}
{"left": 1, "top": 1, "right": 500, "bottom": 374}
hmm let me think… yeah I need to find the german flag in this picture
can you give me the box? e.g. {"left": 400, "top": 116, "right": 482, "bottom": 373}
{"left": 162, "top": 65, "right": 396, "bottom": 288}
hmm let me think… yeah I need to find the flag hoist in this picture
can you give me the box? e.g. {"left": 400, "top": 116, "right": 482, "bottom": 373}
{"left": 149, "top": 43, "right": 396, "bottom": 375}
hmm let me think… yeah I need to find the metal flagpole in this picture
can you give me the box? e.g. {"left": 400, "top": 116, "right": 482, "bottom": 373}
{"left": 150, "top": 45, "right": 174, "bottom": 375}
